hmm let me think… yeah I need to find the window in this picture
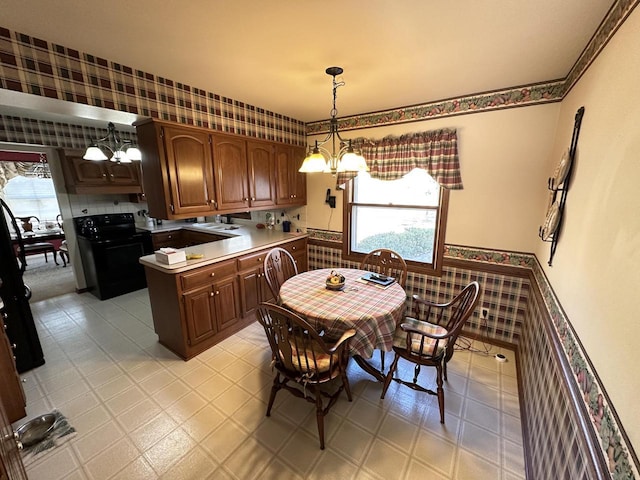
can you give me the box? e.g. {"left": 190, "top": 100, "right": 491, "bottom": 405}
{"left": 343, "top": 168, "right": 448, "bottom": 274}
{"left": 3, "top": 174, "right": 60, "bottom": 228}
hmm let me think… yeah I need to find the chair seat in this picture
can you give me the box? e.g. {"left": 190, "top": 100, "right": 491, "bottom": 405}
{"left": 289, "top": 341, "right": 338, "bottom": 376}
{"left": 393, "top": 317, "right": 448, "bottom": 357}
{"left": 22, "top": 242, "right": 55, "bottom": 252}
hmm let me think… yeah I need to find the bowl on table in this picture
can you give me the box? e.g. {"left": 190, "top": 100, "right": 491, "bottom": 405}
{"left": 325, "top": 271, "right": 346, "bottom": 291}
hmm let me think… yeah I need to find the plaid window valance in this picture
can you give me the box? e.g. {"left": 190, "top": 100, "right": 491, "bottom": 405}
{"left": 336, "top": 128, "right": 462, "bottom": 189}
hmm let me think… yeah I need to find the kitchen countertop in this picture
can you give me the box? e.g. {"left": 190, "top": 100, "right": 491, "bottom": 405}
{"left": 138, "top": 222, "right": 307, "bottom": 273}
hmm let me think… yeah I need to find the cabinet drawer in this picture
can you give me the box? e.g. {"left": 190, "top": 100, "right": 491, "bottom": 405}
{"left": 180, "top": 259, "right": 236, "bottom": 291}
{"left": 237, "top": 249, "right": 268, "bottom": 271}
{"left": 152, "top": 230, "right": 183, "bottom": 250}
{"left": 282, "top": 238, "right": 306, "bottom": 256}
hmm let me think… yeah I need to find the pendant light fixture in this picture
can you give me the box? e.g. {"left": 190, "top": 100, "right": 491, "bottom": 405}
{"left": 83, "top": 122, "right": 142, "bottom": 163}
{"left": 299, "top": 67, "right": 368, "bottom": 175}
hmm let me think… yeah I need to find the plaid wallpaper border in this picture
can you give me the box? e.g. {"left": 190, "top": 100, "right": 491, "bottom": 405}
{"left": 307, "top": 229, "right": 639, "bottom": 479}
{"left": 0, "top": 27, "right": 306, "bottom": 145}
{"left": 0, "top": 115, "right": 137, "bottom": 149}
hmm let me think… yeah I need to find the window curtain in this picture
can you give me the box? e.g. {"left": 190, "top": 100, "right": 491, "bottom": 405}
{"left": 336, "top": 128, "right": 462, "bottom": 189}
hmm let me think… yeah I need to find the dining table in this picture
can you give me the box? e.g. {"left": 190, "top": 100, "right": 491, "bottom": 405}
{"left": 278, "top": 267, "right": 407, "bottom": 381}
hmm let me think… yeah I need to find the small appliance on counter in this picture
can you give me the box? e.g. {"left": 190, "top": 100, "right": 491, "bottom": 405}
{"left": 74, "top": 213, "right": 153, "bottom": 300}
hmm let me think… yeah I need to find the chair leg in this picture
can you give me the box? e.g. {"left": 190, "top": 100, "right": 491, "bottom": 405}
{"left": 314, "top": 386, "right": 325, "bottom": 450}
{"left": 380, "top": 354, "right": 400, "bottom": 399}
{"left": 436, "top": 363, "right": 445, "bottom": 423}
{"left": 266, "top": 373, "right": 280, "bottom": 417}
{"left": 380, "top": 350, "right": 385, "bottom": 373}
{"left": 443, "top": 358, "right": 448, "bottom": 381}
{"left": 53, "top": 251, "right": 59, "bottom": 265}
{"left": 44, "top": 251, "right": 48, "bottom": 262}
{"left": 341, "top": 366, "right": 353, "bottom": 402}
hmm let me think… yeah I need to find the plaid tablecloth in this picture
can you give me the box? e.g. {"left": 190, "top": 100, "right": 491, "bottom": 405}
{"left": 279, "top": 268, "right": 407, "bottom": 358}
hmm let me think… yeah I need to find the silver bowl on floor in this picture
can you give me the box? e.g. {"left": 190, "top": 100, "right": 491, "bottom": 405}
{"left": 15, "top": 413, "right": 57, "bottom": 447}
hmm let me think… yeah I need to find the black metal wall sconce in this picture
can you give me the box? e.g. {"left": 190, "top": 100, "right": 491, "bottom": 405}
{"left": 325, "top": 188, "right": 336, "bottom": 208}
{"left": 539, "top": 106, "right": 585, "bottom": 266}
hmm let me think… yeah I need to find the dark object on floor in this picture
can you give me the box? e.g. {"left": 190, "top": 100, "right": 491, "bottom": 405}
{"left": 15, "top": 413, "right": 56, "bottom": 447}
{"left": 58, "top": 240, "right": 69, "bottom": 267}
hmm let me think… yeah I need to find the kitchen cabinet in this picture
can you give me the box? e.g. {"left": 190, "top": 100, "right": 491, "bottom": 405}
{"left": 59, "top": 149, "right": 142, "bottom": 194}
{"left": 275, "top": 144, "right": 306, "bottom": 206}
{"left": 212, "top": 135, "right": 277, "bottom": 211}
{"left": 136, "top": 121, "right": 217, "bottom": 218}
{"left": 151, "top": 229, "right": 228, "bottom": 250}
{"left": 247, "top": 140, "right": 276, "bottom": 208}
{"left": 211, "top": 134, "right": 249, "bottom": 211}
{"left": 181, "top": 260, "right": 241, "bottom": 348}
{"left": 151, "top": 230, "right": 184, "bottom": 250}
{"left": 0, "top": 392, "right": 27, "bottom": 480}
{"left": 0, "top": 315, "right": 25, "bottom": 424}
{"left": 135, "top": 119, "right": 302, "bottom": 220}
{"left": 237, "top": 249, "right": 276, "bottom": 317}
{"left": 143, "top": 236, "right": 307, "bottom": 360}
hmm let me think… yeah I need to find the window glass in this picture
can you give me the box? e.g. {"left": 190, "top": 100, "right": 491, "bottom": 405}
{"left": 3, "top": 175, "right": 59, "bottom": 227}
{"left": 346, "top": 169, "right": 447, "bottom": 270}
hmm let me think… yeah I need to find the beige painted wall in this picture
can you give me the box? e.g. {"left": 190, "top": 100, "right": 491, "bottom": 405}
{"left": 306, "top": 8, "right": 640, "bottom": 452}
{"left": 306, "top": 104, "right": 560, "bottom": 253}
{"left": 536, "top": 8, "right": 640, "bottom": 450}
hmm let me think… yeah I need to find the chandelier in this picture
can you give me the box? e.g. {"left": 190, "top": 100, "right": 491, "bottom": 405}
{"left": 298, "top": 67, "right": 368, "bottom": 175}
{"left": 83, "top": 122, "right": 142, "bottom": 163}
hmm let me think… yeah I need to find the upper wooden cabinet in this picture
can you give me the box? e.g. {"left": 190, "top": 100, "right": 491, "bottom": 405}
{"left": 59, "top": 149, "right": 142, "bottom": 194}
{"left": 246, "top": 140, "right": 277, "bottom": 208}
{"left": 137, "top": 122, "right": 217, "bottom": 218}
{"left": 136, "top": 119, "right": 302, "bottom": 220}
{"left": 275, "top": 144, "right": 306, "bottom": 206}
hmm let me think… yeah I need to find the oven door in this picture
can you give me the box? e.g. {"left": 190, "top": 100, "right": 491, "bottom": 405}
{"left": 78, "top": 233, "right": 152, "bottom": 300}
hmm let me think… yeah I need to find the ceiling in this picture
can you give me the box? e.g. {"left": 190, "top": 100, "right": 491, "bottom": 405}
{"left": 1, "top": 0, "right": 614, "bottom": 128}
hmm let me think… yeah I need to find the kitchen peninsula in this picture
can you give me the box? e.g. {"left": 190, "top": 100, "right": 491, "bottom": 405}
{"left": 139, "top": 223, "right": 307, "bottom": 359}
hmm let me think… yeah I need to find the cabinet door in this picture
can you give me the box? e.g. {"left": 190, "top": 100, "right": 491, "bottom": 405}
{"left": 105, "top": 162, "right": 140, "bottom": 185}
{"left": 292, "top": 146, "right": 307, "bottom": 204}
{"left": 183, "top": 285, "right": 218, "bottom": 346}
{"left": 238, "top": 267, "right": 261, "bottom": 317}
{"left": 68, "top": 155, "right": 110, "bottom": 185}
{"left": 213, "top": 276, "right": 242, "bottom": 332}
{"left": 247, "top": 140, "right": 276, "bottom": 208}
{"left": 162, "top": 125, "right": 216, "bottom": 216}
{"left": 275, "top": 145, "right": 306, "bottom": 206}
{"left": 212, "top": 134, "right": 249, "bottom": 211}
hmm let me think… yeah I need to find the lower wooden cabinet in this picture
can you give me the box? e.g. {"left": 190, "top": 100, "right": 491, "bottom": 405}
{"left": 0, "top": 321, "right": 25, "bottom": 424}
{"left": 144, "top": 238, "right": 307, "bottom": 360}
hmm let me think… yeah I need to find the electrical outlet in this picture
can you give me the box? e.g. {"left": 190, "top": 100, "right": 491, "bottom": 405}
{"left": 481, "top": 308, "right": 489, "bottom": 319}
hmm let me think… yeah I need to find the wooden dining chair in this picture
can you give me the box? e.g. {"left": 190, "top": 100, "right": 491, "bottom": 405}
{"left": 380, "top": 281, "right": 481, "bottom": 424}
{"left": 360, "top": 248, "right": 408, "bottom": 372}
{"left": 256, "top": 303, "right": 356, "bottom": 449}
{"left": 359, "top": 248, "right": 408, "bottom": 288}
{"left": 263, "top": 247, "right": 298, "bottom": 303}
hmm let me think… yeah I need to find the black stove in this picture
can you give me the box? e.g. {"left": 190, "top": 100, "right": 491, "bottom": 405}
{"left": 73, "top": 213, "right": 152, "bottom": 300}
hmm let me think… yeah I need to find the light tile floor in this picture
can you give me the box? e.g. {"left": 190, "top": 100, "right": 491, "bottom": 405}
{"left": 15, "top": 289, "right": 525, "bottom": 480}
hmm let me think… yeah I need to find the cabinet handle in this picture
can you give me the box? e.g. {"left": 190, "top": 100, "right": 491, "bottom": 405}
{"left": 292, "top": 246, "right": 296, "bottom": 250}
{"left": 257, "top": 257, "right": 262, "bottom": 263}
{"left": 11, "top": 343, "right": 16, "bottom": 350}
{"left": 244, "top": 197, "right": 249, "bottom": 202}
{"left": 102, "top": 173, "right": 107, "bottom": 177}
{"left": 210, "top": 291, "right": 214, "bottom": 297}
{"left": 110, "top": 174, "right": 114, "bottom": 178}
{"left": 215, "top": 290, "right": 219, "bottom": 295}
{"left": 210, "top": 272, "right": 215, "bottom": 277}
